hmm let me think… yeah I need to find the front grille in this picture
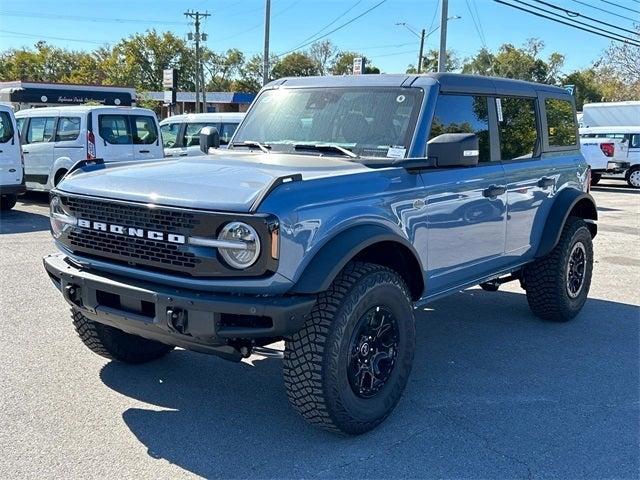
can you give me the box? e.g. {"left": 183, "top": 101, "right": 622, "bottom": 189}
{"left": 57, "top": 195, "right": 278, "bottom": 278}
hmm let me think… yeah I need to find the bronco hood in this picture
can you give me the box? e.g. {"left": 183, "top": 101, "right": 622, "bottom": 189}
{"left": 57, "top": 153, "right": 372, "bottom": 212}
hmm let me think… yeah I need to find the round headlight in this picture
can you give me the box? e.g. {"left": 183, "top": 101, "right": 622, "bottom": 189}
{"left": 217, "top": 222, "right": 261, "bottom": 269}
{"left": 50, "top": 196, "right": 77, "bottom": 239}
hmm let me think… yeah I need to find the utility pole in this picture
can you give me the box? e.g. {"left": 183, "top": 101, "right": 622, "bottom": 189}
{"left": 417, "top": 29, "right": 425, "bottom": 74}
{"left": 185, "top": 10, "right": 210, "bottom": 113}
{"left": 263, "top": 0, "right": 271, "bottom": 86}
{"left": 438, "top": 0, "right": 448, "bottom": 73}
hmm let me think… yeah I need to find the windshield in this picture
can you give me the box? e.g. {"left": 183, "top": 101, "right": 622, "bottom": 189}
{"left": 232, "top": 87, "right": 423, "bottom": 158}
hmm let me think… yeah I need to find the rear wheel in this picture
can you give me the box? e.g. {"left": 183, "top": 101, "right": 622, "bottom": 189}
{"left": 0, "top": 194, "right": 17, "bottom": 211}
{"left": 626, "top": 166, "right": 640, "bottom": 188}
{"left": 72, "top": 309, "right": 174, "bottom": 363}
{"left": 53, "top": 169, "right": 68, "bottom": 187}
{"left": 283, "top": 262, "right": 415, "bottom": 435}
{"left": 523, "top": 218, "right": 593, "bottom": 322}
{"left": 590, "top": 173, "right": 601, "bottom": 186}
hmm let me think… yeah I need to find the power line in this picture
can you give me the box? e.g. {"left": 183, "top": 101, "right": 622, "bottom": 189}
{"left": 569, "top": 0, "right": 639, "bottom": 22}
{"left": 0, "top": 29, "right": 109, "bottom": 46}
{"left": 595, "top": 0, "right": 640, "bottom": 13}
{"left": 494, "top": 0, "right": 640, "bottom": 47}
{"left": 471, "top": 0, "right": 488, "bottom": 47}
{"left": 465, "top": 0, "right": 487, "bottom": 48}
{"left": 276, "top": 0, "right": 389, "bottom": 57}
{"left": 529, "top": 0, "right": 639, "bottom": 36}
{"left": 290, "top": 0, "right": 364, "bottom": 48}
{"left": 0, "top": 10, "right": 186, "bottom": 26}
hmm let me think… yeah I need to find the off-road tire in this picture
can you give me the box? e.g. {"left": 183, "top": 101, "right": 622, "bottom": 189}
{"left": 0, "top": 194, "right": 17, "bottom": 211}
{"left": 590, "top": 173, "right": 601, "bottom": 186}
{"left": 72, "top": 309, "right": 174, "bottom": 363}
{"left": 283, "top": 262, "right": 415, "bottom": 435}
{"left": 625, "top": 166, "right": 640, "bottom": 188}
{"left": 523, "top": 217, "right": 593, "bottom": 322}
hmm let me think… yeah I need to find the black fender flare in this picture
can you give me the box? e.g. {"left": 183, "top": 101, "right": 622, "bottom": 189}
{"left": 536, "top": 189, "right": 597, "bottom": 258}
{"left": 290, "top": 224, "right": 424, "bottom": 297}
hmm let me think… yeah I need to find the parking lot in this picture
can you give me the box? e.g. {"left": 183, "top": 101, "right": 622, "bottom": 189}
{"left": 0, "top": 181, "right": 638, "bottom": 479}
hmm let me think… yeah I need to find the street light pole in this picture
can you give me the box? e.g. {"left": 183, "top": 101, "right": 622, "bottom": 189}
{"left": 438, "top": 0, "right": 449, "bottom": 73}
{"left": 263, "top": 0, "right": 271, "bottom": 86}
{"left": 417, "top": 29, "right": 425, "bottom": 74}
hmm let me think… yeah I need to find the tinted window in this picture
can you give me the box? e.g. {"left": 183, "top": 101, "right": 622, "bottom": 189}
{"left": 132, "top": 116, "right": 158, "bottom": 145}
{"left": 160, "top": 123, "right": 180, "bottom": 148}
{"left": 498, "top": 97, "right": 538, "bottom": 160}
{"left": 26, "top": 117, "right": 56, "bottom": 144}
{"left": 98, "top": 115, "right": 131, "bottom": 144}
{"left": 55, "top": 117, "right": 81, "bottom": 142}
{"left": 545, "top": 98, "right": 577, "bottom": 147}
{"left": 0, "top": 111, "right": 14, "bottom": 143}
{"left": 429, "top": 95, "right": 490, "bottom": 162}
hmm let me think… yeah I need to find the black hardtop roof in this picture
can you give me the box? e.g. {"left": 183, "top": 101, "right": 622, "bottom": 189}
{"left": 268, "top": 73, "right": 570, "bottom": 98}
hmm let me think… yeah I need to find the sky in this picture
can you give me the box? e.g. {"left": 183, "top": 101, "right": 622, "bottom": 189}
{"left": 0, "top": 0, "right": 638, "bottom": 75}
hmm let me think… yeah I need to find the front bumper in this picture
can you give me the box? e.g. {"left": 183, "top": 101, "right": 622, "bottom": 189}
{"left": 44, "top": 253, "right": 315, "bottom": 360}
{"left": 0, "top": 183, "right": 26, "bottom": 195}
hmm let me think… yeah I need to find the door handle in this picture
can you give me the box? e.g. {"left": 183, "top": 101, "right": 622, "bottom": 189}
{"left": 538, "top": 177, "right": 555, "bottom": 188}
{"left": 139, "top": 149, "right": 150, "bottom": 154}
{"left": 23, "top": 151, "right": 29, "bottom": 154}
{"left": 483, "top": 185, "right": 506, "bottom": 199}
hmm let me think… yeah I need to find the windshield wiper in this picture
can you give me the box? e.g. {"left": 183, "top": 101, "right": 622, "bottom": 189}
{"left": 232, "top": 140, "right": 271, "bottom": 153}
{"left": 293, "top": 143, "right": 359, "bottom": 158}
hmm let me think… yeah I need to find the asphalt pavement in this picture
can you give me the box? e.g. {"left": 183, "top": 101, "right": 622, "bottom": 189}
{"left": 1, "top": 181, "right": 638, "bottom": 479}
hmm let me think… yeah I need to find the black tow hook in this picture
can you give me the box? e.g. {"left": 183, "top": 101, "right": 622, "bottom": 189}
{"left": 167, "top": 308, "right": 189, "bottom": 335}
{"left": 65, "top": 284, "right": 83, "bottom": 307}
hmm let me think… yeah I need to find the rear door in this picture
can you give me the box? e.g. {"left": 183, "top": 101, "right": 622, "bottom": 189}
{"left": 23, "top": 116, "right": 56, "bottom": 186}
{"left": 219, "top": 122, "right": 240, "bottom": 148}
{"left": 95, "top": 113, "right": 134, "bottom": 161}
{"left": 160, "top": 122, "right": 184, "bottom": 158}
{"left": 53, "top": 116, "right": 84, "bottom": 169}
{"left": 131, "top": 114, "right": 162, "bottom": 160}
{"left": 183, "top": 122, "right": 216, "bottom": 156}
{"left": 0, "top": 109, "right": 22, "bottom": 187}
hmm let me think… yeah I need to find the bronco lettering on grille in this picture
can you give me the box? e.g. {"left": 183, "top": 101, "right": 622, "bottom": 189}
{"left": 76, "top": 219, "right": 186, "bottom": 244}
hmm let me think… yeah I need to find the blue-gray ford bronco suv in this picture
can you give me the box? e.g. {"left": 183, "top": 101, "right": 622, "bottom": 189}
{"left": 44, "top": 74, "right": 597, "bottom": 434}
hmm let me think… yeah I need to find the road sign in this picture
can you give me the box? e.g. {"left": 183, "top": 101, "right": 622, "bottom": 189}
{"left": 353, "top": 57, "right": 365, "bottom": 75}
{"left": 163, "top": 69, "right": 176, "bottom": 89}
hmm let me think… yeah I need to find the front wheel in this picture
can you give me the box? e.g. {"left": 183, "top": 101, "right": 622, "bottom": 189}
{"left": 626, "top": 166, "right": 640, "bottom": 188}
{"left": 283, "top": 262, "right": 415, "bottom": 435}
{"left": 523, "top": 218, "right": 593, "bottom": 322}
{"left": 0, "top": 194, "right": 17, "bottom": 211}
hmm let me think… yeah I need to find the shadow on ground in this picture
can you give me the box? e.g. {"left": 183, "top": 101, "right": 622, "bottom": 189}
{"left": 100, "top": 289, "right": 639, "bottom": 479}
{"left": 0, "top": 192, "right": 51, "bottom": 234}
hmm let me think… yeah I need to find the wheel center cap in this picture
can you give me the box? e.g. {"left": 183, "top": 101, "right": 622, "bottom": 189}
{"left": 360, "top": 343, "right": 370, "bottom": 356}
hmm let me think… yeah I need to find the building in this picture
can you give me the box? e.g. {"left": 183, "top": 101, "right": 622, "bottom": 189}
{"left": 145, "top": 91, "right": 256, "bottom": 118}
{"left": 0, "top": 81, "right": 136, "bottom": 110}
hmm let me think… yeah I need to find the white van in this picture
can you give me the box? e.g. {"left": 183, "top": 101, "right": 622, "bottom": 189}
{"left": 580, "top": 126, "right": 640, "bottom": 187}
{"left": 159, "top": 112, "right": 245, "bottom": 157}
{"left": 0, "top": 104, "right": 25, "bottom": 210}
{"left": 15, "top": 106, "right": 164, "bottom": 191}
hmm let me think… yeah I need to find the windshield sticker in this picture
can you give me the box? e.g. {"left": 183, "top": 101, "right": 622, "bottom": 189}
{"left": 396, "top": 95, "right": 406, "bottom": 103}
{"left": 386, "top": 146, "right": 406, "bottom": 158}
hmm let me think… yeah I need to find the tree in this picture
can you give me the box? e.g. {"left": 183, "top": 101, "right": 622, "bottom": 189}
{"left": 203, "top": 48, "right": 245, "bottom": 91}
{"left": 561, "top": 69, "right": 605, "bottom": 110}
{"left": 593, "top": 27, "right": 640, "bottom": 101}
{"left": 271, "top": 52, "right": 319, "bottom": 78}
{"left": 406, "top": 49, "right": 459, "bottom": 73}
{"left": 308, "top": 40, "right": 337, "bottom": 75}
{"left": 331, "top": 52, "right": 378, "bottom": 75}
{"left": 462, "top": 39, "right": 564, "bottom": 84}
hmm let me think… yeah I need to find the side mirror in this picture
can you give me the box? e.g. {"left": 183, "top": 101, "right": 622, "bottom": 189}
{"left": 199, "top": 126, "right": 220, "bottom": 154}
{"left": 427, "top": 133, "right": 479, "bottom": 167}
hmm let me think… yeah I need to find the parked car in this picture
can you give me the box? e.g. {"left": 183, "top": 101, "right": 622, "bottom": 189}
{"left": 15, "top": 106, "right": 163, "bottom": 191}
{"left": 0, "top": 103, "right": 25, "bottom": 210}
{"left": 580, "top": 126, "right": 640, "bottom": 187}
{"left": 159, "top": 112, "right": 245, "bottom": 157}
{"left": 44, "top": 73, "right": 596, "bottom": 435}
{"left": 579, "top": 135, "right": 629, "bottom": 185}
{"left": 581, "top": 101, "right": 640, "bottom": 128}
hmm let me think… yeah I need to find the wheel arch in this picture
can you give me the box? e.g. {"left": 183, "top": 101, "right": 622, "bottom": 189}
{"left": 49, "top": 156, "right": 76, "bottom": 188}
{"left": 536, "top": 188, "right": 597, "bottom": 258}
{"left": 289, "top": 224, "right": 425, "bottom": 301}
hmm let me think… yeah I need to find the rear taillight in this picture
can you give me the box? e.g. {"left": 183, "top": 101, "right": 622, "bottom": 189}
{"left": 600, "top": 142, "right": 614, "bottom": 157}
{"left": 87, "top": 131, "right": 96, "bottom": 160}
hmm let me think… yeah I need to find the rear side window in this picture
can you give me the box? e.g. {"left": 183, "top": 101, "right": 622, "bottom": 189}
{"left": 0, "top": 111, "right": 14, "bottom": 143}
{"left": 630, "top": 134, "right": 640, "bottom": 148}
{"left": 160, "top": 123, "right": 180, "bottom": 148}
{"left": 498, "top": 97, "right": 538, "bottom": 160}
{"left": 26, "top": 117, "right": 56, "bottom": 144}
{"left": 16, "top": 118, "right": 26, "bottom": 137}
{"left": 184, "top": 123, "right": 212, "bottom": 147}
{"left": 55, "top": 117, "right": 81, "bottom": 142}
{"left": 220, "top": 123, "right": 239, "bottom": 145}
{"left": 429, "top": 95, "right": 491, "bottom": 162}
{"left": 132, "top": 115, "right": 158, "bottom": 145}
{"left": 98, "top": 115, "right": 131, "bottom": 144}
{"left": 545, "top": 98, "right": 577, "bottom": 147}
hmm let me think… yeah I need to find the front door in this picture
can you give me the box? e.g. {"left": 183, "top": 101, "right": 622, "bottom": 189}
{"left": 421, "top": 94, "right": 507, "bottom": 295}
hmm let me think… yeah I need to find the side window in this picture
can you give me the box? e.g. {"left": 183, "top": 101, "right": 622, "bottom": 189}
{"left": 98, "top": 115, "right": 131, "bottom": 144}
{"left": 630, "top": 134, "right": 640, "bottom": 149}
{"left": 55, "top": 117, "right": 81, "bottom": 142}
{"left": 219, "top": 123, "right": 239, "bottom": 145}
{"left": 184, "top": 123, "right": 213, "bottom": 147}
{"left": 0, "top": 112, "right": 14, "bottom": 143}
{"left": 16, "top": 118, "right": 26, "bottom": 137}
{"left": 132, "top": 116, "right": 158, "bottom": 145}
{"left": 26, "top": 117, "right": 56, "bottom": 144}
{"left": 498, "top": 97, "right": 538, "bottom": 160}
{"left": 429, "top": 95, "right": 491, "bottom": 162}
{"left": 545, "top": 98, "right": 577, "bottom": 147}
{"left": 160, "top": 123, "right": 180, "bottom": 148}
